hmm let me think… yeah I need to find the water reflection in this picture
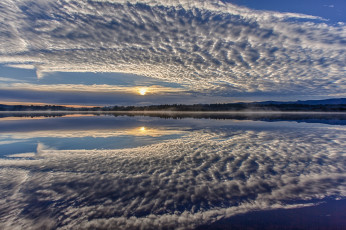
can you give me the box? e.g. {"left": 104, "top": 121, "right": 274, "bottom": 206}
{"left": 0, "top": 115, "right": 345, "bottom": 229}
{"left": 1, "top": 111, "right": 346, "bottom": 125}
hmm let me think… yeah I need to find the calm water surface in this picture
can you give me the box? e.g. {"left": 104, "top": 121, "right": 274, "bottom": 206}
{"left": 0, "top": 113, "right": 345, "bottom": 229}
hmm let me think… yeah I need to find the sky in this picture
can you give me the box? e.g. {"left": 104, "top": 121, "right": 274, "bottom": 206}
{"left": 0, "top": 0, "right": 345, "bottom": 106}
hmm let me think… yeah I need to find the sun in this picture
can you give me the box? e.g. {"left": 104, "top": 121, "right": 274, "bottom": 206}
{"left": 138, "top": 87, "right": 148, "bottom": 96}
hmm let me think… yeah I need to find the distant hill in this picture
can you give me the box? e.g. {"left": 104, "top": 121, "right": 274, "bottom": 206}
{"left": 257, "top": 98, "right": 346, "bottom": 105}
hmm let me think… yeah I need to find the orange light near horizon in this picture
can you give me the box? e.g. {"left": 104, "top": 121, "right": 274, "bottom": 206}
{"left": 0, "top": 101, "right": 98, "bottom": 108}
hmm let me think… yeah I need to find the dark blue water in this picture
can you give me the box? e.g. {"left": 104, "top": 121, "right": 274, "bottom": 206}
{"left": 0, "top": 113, "right": 345, "bottom": 229}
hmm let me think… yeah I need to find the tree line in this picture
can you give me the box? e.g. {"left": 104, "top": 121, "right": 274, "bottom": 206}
{"left": 1, "top": 102, "right": 346, "bottom": 112}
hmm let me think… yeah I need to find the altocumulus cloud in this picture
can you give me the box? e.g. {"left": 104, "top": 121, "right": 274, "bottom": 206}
{"left": 0, "top": 0, "right": 345, "bottom": 96}
{"left": 0, "top": 127, "right": 345, "bottom": 229}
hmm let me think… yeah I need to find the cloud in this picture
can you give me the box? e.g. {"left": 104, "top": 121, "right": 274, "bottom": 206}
{"left": 0, "top": 126, "right": 345, "bottom": 229}
{"left": 0, "top": 83, "right": 187, "bottom": 95}
{"left": 0, "top": 77, "right": 24, "bottom": 83}
{"left": 5, "top": 64, "right": 35, "bottom": 70}
{"left": 0, "top": 88, "right": 198, "bottom": 105}
{"left": 0, "top": 0, "right": 345, "bottom": 97}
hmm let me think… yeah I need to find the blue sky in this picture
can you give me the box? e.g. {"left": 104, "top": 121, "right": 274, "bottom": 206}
{"left": 0, "top": 0, "right": 345, "bottom": 106}
{"left": 228, "top": 0, "right": 346, "bottom": 23}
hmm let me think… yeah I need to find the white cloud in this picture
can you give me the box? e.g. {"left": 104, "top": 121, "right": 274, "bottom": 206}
{"left": 0, "top": 0, "right": 344, "bottom": 97}
{"left": 0, "top": 82, "right": 188, "bottom": 95}
{"left": 0, "top": 77, "right": 23, "bottom": 83}
{"left": 5, "top": 64, "right": 35, "bottom": 69}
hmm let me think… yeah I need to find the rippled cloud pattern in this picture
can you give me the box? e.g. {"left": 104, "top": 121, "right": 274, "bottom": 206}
{"left": 0, "top": 0, "right": 345, "bottom": 96}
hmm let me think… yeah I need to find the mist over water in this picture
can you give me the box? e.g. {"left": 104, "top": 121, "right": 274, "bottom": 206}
{"left": 0, "top": 114, "right": 345, "bottom": 229}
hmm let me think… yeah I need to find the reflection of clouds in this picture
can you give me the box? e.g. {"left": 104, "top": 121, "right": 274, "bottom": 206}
{"left": 0, "top": 140, "right": 22, "bottom": 145}
{"left": 0, "top": 0, "right": 345, "bottom": 96}
{"left": 0, "top": 127, "right": 186, "bottom": 139}
{"left": 0, "top": 127, "right": 345, "bottom": 229}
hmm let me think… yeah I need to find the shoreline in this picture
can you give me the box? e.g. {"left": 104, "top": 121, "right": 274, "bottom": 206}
{"left": 1, "top": 110, "right": 346, "bottom": 115}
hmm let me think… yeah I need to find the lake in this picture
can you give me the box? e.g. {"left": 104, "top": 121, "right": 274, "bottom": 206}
{"left": 0, "top": 113, "right": 345, "bottom": 229}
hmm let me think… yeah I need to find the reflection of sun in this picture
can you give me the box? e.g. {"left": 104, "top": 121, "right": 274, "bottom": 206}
{"left": 124, "top": 126, "right": 185, "bottom": 137}
{"left": 138, "top": 126, "right": 147, "bottom": 134}
{"left": 138, "top": 87, "right": 147, "bottom": 96}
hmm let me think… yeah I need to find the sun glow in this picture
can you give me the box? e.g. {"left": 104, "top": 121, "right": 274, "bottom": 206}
{"left": 138, "top": 87, "right": 148, "bottom": 96}
{"left": 137, "top": 126, "right": 148, "bottom": 135}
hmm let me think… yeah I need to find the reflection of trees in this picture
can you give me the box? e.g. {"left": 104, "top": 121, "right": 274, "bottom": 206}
{"left": 0, "top": 113, "right": 65, "bottom": 118}
{"left": 0, "top": 111, "right": 345, "bottom": 125}
{"left": 113, "top": 112, "right": 346, "bottom": 125}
